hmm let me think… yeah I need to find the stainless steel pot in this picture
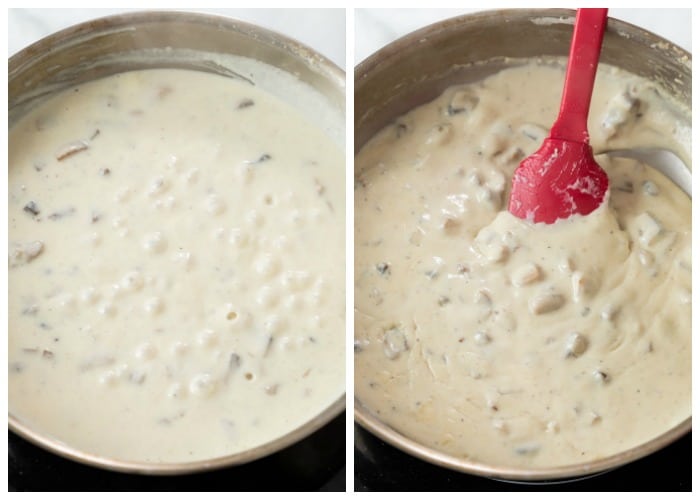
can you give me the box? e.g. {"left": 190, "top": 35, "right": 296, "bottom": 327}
{"left": 354, "top": 8, "right": 691, "bottom": 481}
{"left": 9, "top": 10, "right": 345, "bottom": 475}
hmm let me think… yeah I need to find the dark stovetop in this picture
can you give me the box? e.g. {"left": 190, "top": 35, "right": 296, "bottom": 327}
{"left": 8, "top": 412, "right": 345, "bottom": 492}
{"left": 355, "top": 424, "right": 691, "bottom": 491}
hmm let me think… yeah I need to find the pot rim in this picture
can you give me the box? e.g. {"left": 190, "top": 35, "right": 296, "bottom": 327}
{"left": 11, "top": 396, "right": 345, "bottom": 475}
{"left": 9, "top": 9, "right": 345, "bottom": 89}
{"left": 8, "top": 9, "right": 346, "bottom": 475}
{"left": 355, "top": 399, "right": 690, "bottom": 481}
{"left": 354, "top": 8, "right": 691, "bottom": 481}
{"left": 355, "top": 8, "right": 691, "bottom": 83}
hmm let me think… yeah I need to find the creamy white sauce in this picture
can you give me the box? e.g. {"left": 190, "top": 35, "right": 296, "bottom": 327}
{"left": 9, "top": 68, "right": 345, "bottom": 463}
{"left": 354, "top": 63, "right": 690, "bottom": 467}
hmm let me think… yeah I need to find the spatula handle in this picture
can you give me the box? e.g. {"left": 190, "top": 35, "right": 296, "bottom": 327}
{"left": 549, "top": 8, "right": 608, "bottom": 144}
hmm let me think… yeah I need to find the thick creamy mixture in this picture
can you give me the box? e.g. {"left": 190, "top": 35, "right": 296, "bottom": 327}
{"left": 355, "top": 63, "right": 690, "bottom": 467}
{"left": 9, "top": 69, "right": 344, "bottom": 463}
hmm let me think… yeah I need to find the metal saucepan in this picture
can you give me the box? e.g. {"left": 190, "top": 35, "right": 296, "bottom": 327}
{"left": 9, "top": 10, "right": 345, "bottom": 475}
{"left": 354, "top": 8, "right": 690, "bottom": 482}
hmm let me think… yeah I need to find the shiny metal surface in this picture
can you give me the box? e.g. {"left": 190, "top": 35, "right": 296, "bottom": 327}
{"left": 8, "top": 10, "right": 345, "bottom": 475}
{"left": 354, "top": 8, "right": 691, "bottom": 481}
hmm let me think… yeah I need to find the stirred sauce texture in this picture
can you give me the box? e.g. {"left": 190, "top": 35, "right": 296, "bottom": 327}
{"left": 9, "top": 69, "right": 345, "bottom": 463}
{"left": 354, "top": 63, "right": 690, "bottom": 467}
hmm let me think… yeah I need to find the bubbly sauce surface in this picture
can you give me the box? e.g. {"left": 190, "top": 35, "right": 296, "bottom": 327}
{"left": 354, "top": 63, "right": 690, "bottom": 467}
{"left": 9, "top": 69, "right": 345, "bottom": 463}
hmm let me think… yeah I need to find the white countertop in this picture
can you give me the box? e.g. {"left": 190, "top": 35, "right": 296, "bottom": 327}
{"left": 355, "top": 8, "right": 691, "bottom": 64}
{"left": 8, "top": 8, "right": 346, "bottom": 70}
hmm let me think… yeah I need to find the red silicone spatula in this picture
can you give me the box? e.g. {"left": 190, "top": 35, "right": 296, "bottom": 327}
{"left": 508, "top": 8, "right": 609, "bottom": 224}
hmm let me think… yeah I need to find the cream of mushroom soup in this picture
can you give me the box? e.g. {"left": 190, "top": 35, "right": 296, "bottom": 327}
{"left": 354, "top": 62, "right": 690, "bottom": 467}
{"left": 9, "top": 68, "right": 345, "bottom": 463}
